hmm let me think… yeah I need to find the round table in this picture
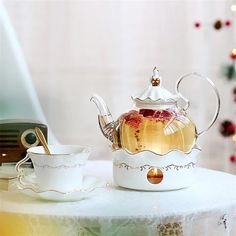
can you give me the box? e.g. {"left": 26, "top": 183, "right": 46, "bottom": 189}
{"left": 0, "top": 161, "right": 236, "bottom": 236}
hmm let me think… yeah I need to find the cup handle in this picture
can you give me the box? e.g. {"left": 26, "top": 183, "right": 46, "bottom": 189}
{"left": 15, "top": 154, "right": 37, "bottom": 191}
{"left": 175, "top": 72, "right": 220, "bottom": 136}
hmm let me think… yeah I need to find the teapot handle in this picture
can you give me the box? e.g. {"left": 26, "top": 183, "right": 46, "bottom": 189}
{"left": 175, "top": 72, "right": 220, "bottom": 136}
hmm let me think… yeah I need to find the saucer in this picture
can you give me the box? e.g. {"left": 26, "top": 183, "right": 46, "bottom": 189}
{"left": 11, "top": 173, "right": 107, "bottom": 202}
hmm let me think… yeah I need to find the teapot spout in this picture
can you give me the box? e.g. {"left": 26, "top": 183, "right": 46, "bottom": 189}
{"left": 90, "top": 94, "right": 117, "bottom": 143}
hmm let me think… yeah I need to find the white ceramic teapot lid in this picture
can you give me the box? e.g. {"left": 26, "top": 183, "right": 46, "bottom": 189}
{"left": 132, "top": 67, "right": 178, "bottom": 108}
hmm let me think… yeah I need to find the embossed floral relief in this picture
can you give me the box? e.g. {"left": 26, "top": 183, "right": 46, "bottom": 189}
{"left": 157, "top": 222, "right": 183, "bottom": 236}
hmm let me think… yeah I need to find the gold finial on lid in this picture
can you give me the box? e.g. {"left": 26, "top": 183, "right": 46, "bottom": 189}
{"left": 151, "top": 67, "right": 160, "bottom": 86}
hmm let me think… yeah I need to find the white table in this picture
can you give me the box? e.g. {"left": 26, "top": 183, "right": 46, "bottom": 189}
{"left": 0, "top": 161, "right": 236, "bottom": 236}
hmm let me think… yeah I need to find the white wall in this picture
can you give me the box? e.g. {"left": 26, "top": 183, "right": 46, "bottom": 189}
{"left": 2, "top": 0, "right": 236, "bottom": 172}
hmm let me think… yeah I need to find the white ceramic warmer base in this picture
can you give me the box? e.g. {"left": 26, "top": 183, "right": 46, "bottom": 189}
{"left": 112, "top": 149, "right": 200, "bottom": 191}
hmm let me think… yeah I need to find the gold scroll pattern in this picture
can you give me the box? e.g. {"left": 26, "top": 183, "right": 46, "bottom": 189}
{"left": 113, "top": 162, "right": 195, "bottom": 172}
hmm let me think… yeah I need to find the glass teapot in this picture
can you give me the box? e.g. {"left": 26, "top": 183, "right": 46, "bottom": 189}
{"left": 91, "top": 67, "right": 220, "bottom": 155}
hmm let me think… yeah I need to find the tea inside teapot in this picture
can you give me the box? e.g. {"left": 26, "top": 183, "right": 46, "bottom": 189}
{"left": 116, "top": 108, "right": 196, "bottom": 154}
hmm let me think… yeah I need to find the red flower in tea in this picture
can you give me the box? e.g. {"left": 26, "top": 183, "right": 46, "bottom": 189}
{"left": 123, "top": 110, "right": 143, "bottom": 128}
{"left": 123, "top": 109, "right": 174, "bottom": 128}
{"left": 159, "top": 110, "right": 172, "bottom": 120}
{"left": 153, "top": 110, "right": 162, "bottom": 118}
{"left": 139, "top": 109, "right": 155, "bottom": 117}
{"left": 140, "top": 109, "right": 173, "bottom": 121}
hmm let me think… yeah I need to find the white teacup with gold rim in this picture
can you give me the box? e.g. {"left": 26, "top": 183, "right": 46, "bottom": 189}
{"left": 16, "top": 145, "right": 90, "bottom": 193}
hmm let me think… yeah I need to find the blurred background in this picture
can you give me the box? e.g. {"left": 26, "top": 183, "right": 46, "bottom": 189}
{"left": 1, "top": 0, "right": 236, "bottom": 173}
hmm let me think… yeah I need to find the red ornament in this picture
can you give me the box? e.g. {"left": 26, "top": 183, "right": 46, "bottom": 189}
{"left": 230, "top": 155, "right": 236, "bottom": 162}
{"left": 233, "top": 87, "right": 236, "bottom": 95}
{"left": 230, "top": 49, "right": 236, "bottom": 60}
{"left": 214, "top": 20, "right": 222, "bottom": 30}
{"left": 194, "top": 22, "right": 201, "bottom": 28}
{"left": 230, "top": 53, "right": 236, "bottom": 60}
{"left": 225, "top": 20, "right": 231, "bottom": 27}
{"left": 220, "top": 120, "right": 235, "bottom": 136}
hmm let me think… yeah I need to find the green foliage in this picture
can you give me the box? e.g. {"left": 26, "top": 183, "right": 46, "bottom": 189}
{"left": 224, "top": 64, "right": 236, "bottom": 80}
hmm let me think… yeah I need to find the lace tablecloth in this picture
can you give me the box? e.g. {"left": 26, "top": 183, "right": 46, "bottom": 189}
{"left": 0, "top": 160, "right": 236, "bottom": 236}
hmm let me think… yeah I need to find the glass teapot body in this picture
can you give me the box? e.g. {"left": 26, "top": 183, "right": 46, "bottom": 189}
{"left": 113, "top": 107, "right": 196, "bottom": 155}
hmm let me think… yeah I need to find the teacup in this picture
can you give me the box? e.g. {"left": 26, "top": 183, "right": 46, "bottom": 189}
{"left": 16, "top": 145, "right": 90, "bottom": 193}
